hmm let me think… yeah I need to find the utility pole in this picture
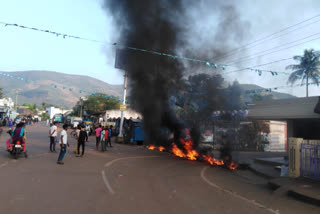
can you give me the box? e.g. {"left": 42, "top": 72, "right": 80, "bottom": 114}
{"left": 118, "top": 71, "right": 128, "bottom": 137}
{"left": 79, "top": 97, "right": 83, "bottom": 118}
{"left": 14, "top": 89, "right": 21, "bottom": 108}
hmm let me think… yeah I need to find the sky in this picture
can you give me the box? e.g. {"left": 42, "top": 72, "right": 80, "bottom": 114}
{"left": 0, "top": 0, "right": 320, "bottom": 97}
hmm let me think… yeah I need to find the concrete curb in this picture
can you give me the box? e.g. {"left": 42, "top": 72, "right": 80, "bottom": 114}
{"left": 268, "top": 178, "right": 320, "bottom": 207}
{"left": 288, "top": 190, "right": 320, "bottom": 207}
{"left": 248, "top": 165, "right": 275, "bottom": 179}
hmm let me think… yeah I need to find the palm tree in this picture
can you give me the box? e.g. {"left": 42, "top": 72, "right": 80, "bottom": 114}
{"left": 286, "top": 49, "right": 320, "bottom": 97}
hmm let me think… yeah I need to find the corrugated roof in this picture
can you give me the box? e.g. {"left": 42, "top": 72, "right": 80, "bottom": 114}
{"left": 248, "top": 96, "right": 320, "bottom": 120}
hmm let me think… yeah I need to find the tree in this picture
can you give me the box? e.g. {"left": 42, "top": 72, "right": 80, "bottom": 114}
{"left": 72, "top": 94, "right": 121, "bottom": 116}
{"left": 41, "top": 112, "right": 50, "bottom": 121}
{"left": 286, "top": 49, "right": 320, "bottom": 97}
{"left": 0, "top": 88, "right": 3, "bottom": 99}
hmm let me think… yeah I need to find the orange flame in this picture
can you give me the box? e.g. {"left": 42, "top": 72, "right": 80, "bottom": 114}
{"left": 227, "top": 161, "right": 238, "bottom": 170}
{"left": 158, "top": 146, "right": 165, "bottom": 152}
{"left": 146, "top": 139, "right": 238, "bottom": 171}
{"left": 180, "top": 138, "right": 199, "bottom": 160}
{"left": 171, "top": 143, "right": 186, "bottom": 158}
{"left": 147, "top": 145, "right": 156, "bottom": 150}
{"left": 202, "top": 155, "right": 224, "bottom": 166}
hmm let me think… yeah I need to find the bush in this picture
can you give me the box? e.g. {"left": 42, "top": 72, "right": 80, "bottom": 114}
{"left": 41, "top": 112, "right": 50, "bottom": 121}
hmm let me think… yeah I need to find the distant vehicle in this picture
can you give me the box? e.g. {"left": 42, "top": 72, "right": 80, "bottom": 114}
{"left": 53, "top": 114, "right": 63, "bottom": 123}
{"left": 202, "top": 130, "right": 213, "bottom": 143}
{"left": 71, "top": 117, "right": 82, "bottom": 128}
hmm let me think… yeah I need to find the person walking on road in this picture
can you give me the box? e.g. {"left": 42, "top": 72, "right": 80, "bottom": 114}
{"left": 85, "top": 124, "right": 90, "bottom": 142}
{"left": 57, "top": 124, "right": 69, "bottom": 165}
{"left": 95, "top": 125, "right": 102, "bottom": 151}
{"left": 76, "top": 125, "right": 87, "bottom": 157}
{"left": 100, "top": 127, "right": 109, "bottom": 152}
{"left": 107, "top": 125, "right": 112, "bottom": 147}
{"left": 73, "top": 124, "right": 81, "bottom": 154}
{"left": 49, "top": 121, "right": 59, "bottom": 152}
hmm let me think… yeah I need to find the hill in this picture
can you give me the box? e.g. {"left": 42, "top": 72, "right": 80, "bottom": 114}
{"left": 0, "top": 70, "right": 123, "bottom": 108}
{"left": 0, "top": 71, "right": 296, "bottom": 109}
{"left": 239, "top": 84, "right": 296, "bottom": 103}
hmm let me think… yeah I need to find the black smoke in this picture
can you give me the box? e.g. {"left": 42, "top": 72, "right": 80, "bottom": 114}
{"left": 103, "top": 0, "right": 251, "bottom": 150}
{"left": 104, "top": 0, "right": 187, "bottom": 146}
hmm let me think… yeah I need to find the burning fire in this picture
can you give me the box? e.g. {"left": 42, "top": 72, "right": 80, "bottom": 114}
{"left": 180, "top": 138, "right": 199, "bottom": 160}
{"left": 171, "top": 143, "right": 186, "bottom": 158}
{"left": 226, "top": 161, "right": 238, "bottom": 171}
{"left": 147, "top": 145, "right": 166, "bottom": 152}
{"left": 202, "top": 155, "right": 224, "bottom": 166}
{"left": 147, "top": 139, "right": 238, "bottom": 170}
{"left": 170, "top": 139, "right": 238, "bottom": 170}
{"left": 158, "top": 146, "right": 165, "bottom": 152}
{"left": 147, "top": 145, "right": 156, "bottom": 150}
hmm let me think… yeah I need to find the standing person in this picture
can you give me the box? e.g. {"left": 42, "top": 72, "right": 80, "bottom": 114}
{"left": 95, "top": 125, "right": 102, "bottom": 151}
{"left": 85, "top": 124, "right": 90, "bottom": 142}
{"left": 107, "top": 125, "right": 112, "bottom": 147}
{"left": 73, "top": 125, "right": 81, "bottom": 154}
{"left": 101, "top": 127, "right": 109, "bottom": 152}
{"left": 57, "top": 124, "right": 69, "bottom": 165}
{"left": 76, "top": 125, "right": 87, "bottom": 157}
{"left": 49, "top": 121, "right": 59, "bottom": 152}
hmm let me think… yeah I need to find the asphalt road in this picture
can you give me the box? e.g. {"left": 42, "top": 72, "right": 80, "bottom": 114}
{"left": 0, "top": 124, "right": 318, "bottom": 214}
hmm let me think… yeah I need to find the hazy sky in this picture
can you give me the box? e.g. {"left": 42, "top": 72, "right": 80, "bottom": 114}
{"left": 0, "top": 0, "right": 320, "bottom": 97}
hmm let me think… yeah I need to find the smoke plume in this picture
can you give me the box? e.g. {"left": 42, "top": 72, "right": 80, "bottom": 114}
{"left": 103, "top": 0, "right": 251, "bottom": 147}
{"left": 104, "top": 0, "right": 187, "bottom": 145}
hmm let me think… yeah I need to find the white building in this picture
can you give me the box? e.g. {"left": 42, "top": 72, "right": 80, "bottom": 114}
{"left": 0, "top": 97, "right": 15, "bottom": 120}
{"left": 47, "top": 107, "right": 71, "bottom": 119}
{"left": 0, "top": 97, "right": 14, "bottom": 108}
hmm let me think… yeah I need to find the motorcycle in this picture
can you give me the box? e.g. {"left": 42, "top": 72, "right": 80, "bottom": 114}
{"left": 6, "top": 129, "right": 28, "bottom": 159}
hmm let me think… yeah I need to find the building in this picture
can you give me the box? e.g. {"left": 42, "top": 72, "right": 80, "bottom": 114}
{"left": 47, "top": 107, "right": 71, "bottom": 119}
{"left": 0, "top": 97, "right": 15, "bottom": 119}
{"left": 248, "top": 96, "right": 320, "bottom": 151}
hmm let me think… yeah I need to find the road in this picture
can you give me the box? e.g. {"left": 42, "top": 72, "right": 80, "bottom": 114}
{"left": 0, "top": 124, "right": 318, "bottom": 214}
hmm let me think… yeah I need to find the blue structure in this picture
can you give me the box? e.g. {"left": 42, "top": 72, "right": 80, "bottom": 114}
{"left": 132, "top": 120, "right": 144, "bottom": 142}
{"left": 123, "top": 119, "right": 144, "bottom": 144}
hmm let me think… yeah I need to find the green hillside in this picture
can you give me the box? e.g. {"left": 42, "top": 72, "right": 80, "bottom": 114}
{"left": 0, "top": 70, "right": 123, "bottom": 108}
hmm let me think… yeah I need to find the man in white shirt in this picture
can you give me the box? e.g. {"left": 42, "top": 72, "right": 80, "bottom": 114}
{"left": 57, "top": 124, "right": 69, "bottom": 165}
{"left": 49, "top": 121, "right": 59, "bottom": 152}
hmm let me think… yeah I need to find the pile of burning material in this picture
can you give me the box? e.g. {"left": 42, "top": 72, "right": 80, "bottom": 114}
{"left": 147, "top": 145, "right": 166, "bottom": 152}
{"left": 147, "top": 138, "right": 238, "bottom": 170}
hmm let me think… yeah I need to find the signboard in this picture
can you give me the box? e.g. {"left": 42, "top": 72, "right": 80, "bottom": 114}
{"left": 268, "top": 121, "right": 287, "bottom": 152}
{"left": 120, "top": 104, "right": 126, "bottom": 111}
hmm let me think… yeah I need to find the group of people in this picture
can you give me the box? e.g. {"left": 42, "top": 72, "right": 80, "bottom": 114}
{"left": 49, "top": 121, "right": 69, "bottom": 164}
{"left": 1, "top": 116, "right": 38, "bottom": 127}
{"left": 94, "top": 125, "right": 113, "bottom": 152}
{"left": 48, "top": 122, "right": 114, "bottom": 165}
